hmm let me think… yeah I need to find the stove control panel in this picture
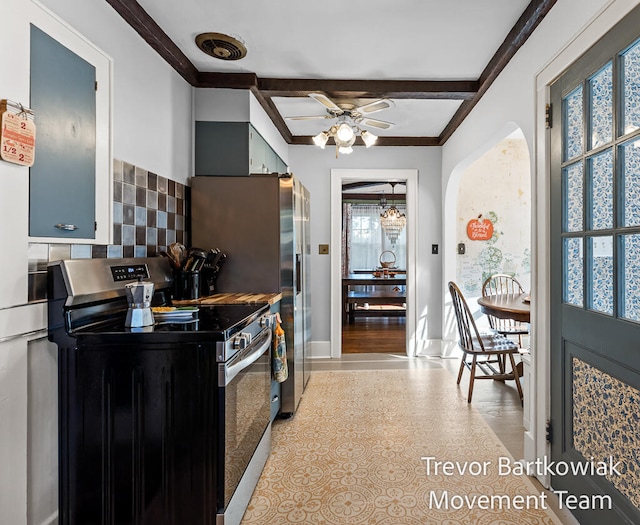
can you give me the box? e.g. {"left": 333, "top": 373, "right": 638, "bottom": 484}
{"left": 110, "top": 264, "right": 150, "bottom": 282}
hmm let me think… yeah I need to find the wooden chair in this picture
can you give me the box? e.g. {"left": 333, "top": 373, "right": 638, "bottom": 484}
{"left": 448, "top": 281, "right": 523, "bottom": 404}
{"left": 482, "top": 273, "right": 530, "bottom": 347}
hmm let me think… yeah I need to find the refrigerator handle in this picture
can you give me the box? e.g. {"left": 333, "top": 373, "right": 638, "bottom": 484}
{"left": 296, "top": 253, "right": 302, "bottom": 294}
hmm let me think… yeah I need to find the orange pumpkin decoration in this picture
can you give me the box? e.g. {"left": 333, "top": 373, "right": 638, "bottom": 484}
{"left": 467, "top": 215, "right": 494, "bottom": 241}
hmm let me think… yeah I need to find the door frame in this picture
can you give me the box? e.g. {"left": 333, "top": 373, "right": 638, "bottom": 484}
{"left": 330, "top": 169, "right": 418, "bottom": 358}
{"left": 533, "top": 0, "right": 640, "bottom": 487}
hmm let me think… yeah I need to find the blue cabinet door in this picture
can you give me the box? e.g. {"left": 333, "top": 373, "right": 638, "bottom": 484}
{"left": 29, "top": 25, "right": 96, "bottom": 239}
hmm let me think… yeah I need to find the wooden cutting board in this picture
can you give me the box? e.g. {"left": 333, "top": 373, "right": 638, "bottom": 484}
{"left": 174, "top": 292, "right": 282, "bottom": 306}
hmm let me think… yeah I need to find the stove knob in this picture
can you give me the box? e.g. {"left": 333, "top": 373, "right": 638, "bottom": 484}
{"left": 260, "top": 315, "right": 274, "bottom": 328}
{"left": 233, "top": 333, "right": 251, "bottom": 350}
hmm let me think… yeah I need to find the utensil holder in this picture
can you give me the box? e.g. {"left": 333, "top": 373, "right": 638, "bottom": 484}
{"left": 172, "top": 270, "right": 201, "bottom": 300}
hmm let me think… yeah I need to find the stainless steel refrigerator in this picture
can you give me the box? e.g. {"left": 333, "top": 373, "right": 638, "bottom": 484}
{"left": 191, "top": 174, "right": 311, "bottom": 416}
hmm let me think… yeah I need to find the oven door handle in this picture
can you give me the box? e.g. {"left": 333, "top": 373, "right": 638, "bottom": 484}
{"left": 221, "top": 328, "right": 272, "bottom": 386}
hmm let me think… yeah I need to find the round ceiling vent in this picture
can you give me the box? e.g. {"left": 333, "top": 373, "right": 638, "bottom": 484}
{"left": 195, "top": 32, "right": 247, "bottom": 61}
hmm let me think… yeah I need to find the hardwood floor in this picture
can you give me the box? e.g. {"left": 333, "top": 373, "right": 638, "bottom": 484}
{"left": 342, "top": 315, "right": 406, "bottom": 353}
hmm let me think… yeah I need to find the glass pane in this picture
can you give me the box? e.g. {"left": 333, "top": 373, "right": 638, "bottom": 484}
{"left": 620, "top": 137, "right": 640, "bottom": 227}
{"left": 589, "top": 63, "right": 613, "bottom": 149}
{"left": 589, "top": 236, "right": 613, "bottom": 315}
{"left": 563, "top": 162, "right": 584, "bottom": 232}
{"left": 564, "top": 85, "right": 584, "bottom": 161}
{"left": 588, "top": 149, "right": 613, "bottom": 230}
{"left": 622, "top": 38, "right": 640, "bottom": 135}
{"left": 622, "top": 234, "right": 640, "bottom": 322}
{"left": 564, "top": 237, "right": 584, "bottom": 307}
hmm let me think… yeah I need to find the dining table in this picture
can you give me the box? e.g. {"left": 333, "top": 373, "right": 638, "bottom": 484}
{"left": 477, "top": 292, "right": 531, "bottom": 323}
{"left": 342, "top": 273, "right": 407, "bottom": 323}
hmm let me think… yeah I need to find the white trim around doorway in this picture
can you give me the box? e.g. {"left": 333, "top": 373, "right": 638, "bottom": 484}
{"left": 330, "top": 169, "right": 418, "bottom": 358}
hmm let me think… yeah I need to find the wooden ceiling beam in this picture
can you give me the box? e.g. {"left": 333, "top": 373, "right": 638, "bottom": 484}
{"left": 250, "top": 87, "right": 295, "bottom": 143}
{"left": 105, "top": 0, "right": 199, "bottom": 85}
{"left": 194, "top": 72, "right": 257, "bottom": 89}
{"left": 342, "top": 180, "right": 406, "bottom": 191}
{"left": 342, "top": 193, "right": 406, "bottom": 202}
{"left": 258, "top": 78, "right": 479, "bottom": 100}
{"left": 289, "top": 135, "right": 440, "bottom": 147}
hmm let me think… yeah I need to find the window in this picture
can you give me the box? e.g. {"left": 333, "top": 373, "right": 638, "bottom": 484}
{"left": 345, "top": 203, "right": 406, "bottom": 272}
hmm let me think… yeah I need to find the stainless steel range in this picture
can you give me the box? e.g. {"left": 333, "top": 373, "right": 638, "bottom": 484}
{"left": 48, "top": 257, "right": 273, "bottom": 525}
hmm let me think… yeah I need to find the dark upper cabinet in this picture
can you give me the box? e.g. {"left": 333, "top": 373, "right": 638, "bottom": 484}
{"left": 30, "top": 25, "right": 96, "bottom": 239}
{"left": 195, "top": 121, "right": 287, "bottom": 176}
{"left": 27, "top": 9, "right": 111, "bottom": 244}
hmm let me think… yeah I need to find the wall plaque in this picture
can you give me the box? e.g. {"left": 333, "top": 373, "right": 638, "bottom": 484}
{"left": 467, "top": 215, "right": 494, "bottom": 241}
{"left": 0, "top": 100, "right": 36, "bottom": 167}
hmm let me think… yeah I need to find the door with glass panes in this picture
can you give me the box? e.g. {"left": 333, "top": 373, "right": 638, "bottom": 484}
{"left": 550, "top": 5, "right": 640, "bottom": 524}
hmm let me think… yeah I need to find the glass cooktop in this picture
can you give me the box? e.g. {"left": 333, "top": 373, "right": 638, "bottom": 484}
{"left": 72, "top": 303, "right": 269, "bottom": 343}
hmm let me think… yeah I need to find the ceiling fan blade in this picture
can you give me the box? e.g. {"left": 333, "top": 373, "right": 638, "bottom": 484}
{"left": 354, "top": 98, "right": 395, "bottom": 115}
{"left": 360, "top": 118, "right": 395, "bottom": 130}
{"left": 285, "top": 115, "right": 332, "bottom": 120}
{"left": 309, "top": 93, "right": 343, "bottom": 114}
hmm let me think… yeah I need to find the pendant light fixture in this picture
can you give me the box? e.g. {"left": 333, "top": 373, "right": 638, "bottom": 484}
{"left": 380, "top": 182, "right": 406, "bottom": 246}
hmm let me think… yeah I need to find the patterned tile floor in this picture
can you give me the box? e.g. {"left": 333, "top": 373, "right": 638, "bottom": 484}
{"left": 241, "top": 361, "right": 564, "bottom": 524}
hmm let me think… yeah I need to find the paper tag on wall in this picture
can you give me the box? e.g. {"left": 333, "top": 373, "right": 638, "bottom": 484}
{"left": 1, "top": 101, "right": 36, "bottom": 167}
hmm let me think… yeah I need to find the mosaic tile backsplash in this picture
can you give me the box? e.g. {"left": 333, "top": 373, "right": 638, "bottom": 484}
{"left": 572, "top": 357, "right": 640, "bottom": 508}
{"left": 112, "top": 159, "right": 189, "bottom": 258}
{"left": 28, "top": 159, "right": 190, "bottom": 301}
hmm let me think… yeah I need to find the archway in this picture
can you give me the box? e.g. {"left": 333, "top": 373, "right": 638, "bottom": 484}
{"left": 443, "top": 124, "right": 531, "bottom": 349}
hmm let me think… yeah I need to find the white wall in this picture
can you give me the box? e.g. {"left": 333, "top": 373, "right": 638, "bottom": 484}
{"left": 0, "top": 2, "right": 194, "bottom": 523}
{"left": 288, "top": 145, "right": 443, "bottom": 345}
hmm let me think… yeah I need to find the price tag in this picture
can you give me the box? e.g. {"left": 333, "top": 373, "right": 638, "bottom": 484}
{"left": 1, "top": 101, "right": 36, "bottom": 167}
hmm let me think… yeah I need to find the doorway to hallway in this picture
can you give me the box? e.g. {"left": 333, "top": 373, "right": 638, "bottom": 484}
{"left": 341, "top": 179, "right": 407, "bottom": 353}
{"left": 330, "top": 169, "right": 418, "bottom": 358}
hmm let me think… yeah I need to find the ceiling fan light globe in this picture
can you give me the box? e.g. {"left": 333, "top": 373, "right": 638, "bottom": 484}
{"left": 335, "top": 132, "right": 356, "bottom": 148}
{"left": 336, "top": 122, "right": 355, "bottom": 143}
{"left": 338, "top": 145, "right": 354, "bottom": 155}
{"left": 361, "top": 130, "right": 378, "bottom": 147}
{"left": 313, "top": 131, "right": 329, "bottom": 149}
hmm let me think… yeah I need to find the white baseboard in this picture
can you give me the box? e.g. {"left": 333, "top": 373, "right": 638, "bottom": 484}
{"left": 416, "top": 339, "right": 448, "bottom": 357}
{"left": 310, "top": 339, "right": 460, "bottom": 359}
{"left": 309, "top": 341, "right": 331, "bottom": 359}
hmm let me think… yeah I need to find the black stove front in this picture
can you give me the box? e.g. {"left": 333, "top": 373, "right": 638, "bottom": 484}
{"left": 48, "top": 257, "right": 273, "bottom": 525}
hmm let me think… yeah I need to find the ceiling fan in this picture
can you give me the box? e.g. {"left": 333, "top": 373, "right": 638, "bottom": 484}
{"left": 286, "top": 93, "right": 395, "bottom": 154}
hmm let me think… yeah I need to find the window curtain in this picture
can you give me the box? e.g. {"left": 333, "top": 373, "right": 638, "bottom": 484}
{"left": 342, "top": 203, "right": 407, "bottom": 273}
{"left": 342, "top": 202, "right": 352, "bottom": 275}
